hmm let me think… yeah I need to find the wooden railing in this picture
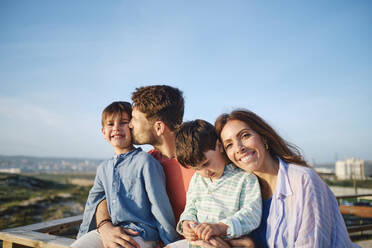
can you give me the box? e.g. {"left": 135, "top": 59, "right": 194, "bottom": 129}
{"left": 1, "top": 194, "right": 372, "bottom": 248}
{"left": 0, "top": 215, "right": 82, "bottom": 248}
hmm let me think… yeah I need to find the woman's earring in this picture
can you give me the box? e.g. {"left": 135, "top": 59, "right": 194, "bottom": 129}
{"left": 265, "top": 143, "right": 269, "bottom": 150}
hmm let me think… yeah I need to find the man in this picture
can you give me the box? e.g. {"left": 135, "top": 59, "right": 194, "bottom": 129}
{"left": 93, "top": 85, "right": 194, "bottom": 248}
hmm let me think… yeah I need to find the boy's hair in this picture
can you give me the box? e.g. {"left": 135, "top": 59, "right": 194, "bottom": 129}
{"left": 175, "top": 119, "right": 218, "bottom": 168}
{"left": 131, "top": 85, "right": 184, "bottom": 131}
{"left": 101, "top": 101, "right": 132, "bottom": 127}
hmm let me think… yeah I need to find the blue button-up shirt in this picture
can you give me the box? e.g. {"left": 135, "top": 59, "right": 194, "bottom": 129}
{"left": 266, "top": 158, "right": 358, "bottom": 247}
{"left": 77, "top": 148, "right": 178, "bottom": 245}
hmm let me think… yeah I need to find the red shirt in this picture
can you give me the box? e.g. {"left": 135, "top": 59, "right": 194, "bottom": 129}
{"left": 148, "top": 149, "right": 194, "bottom": 223}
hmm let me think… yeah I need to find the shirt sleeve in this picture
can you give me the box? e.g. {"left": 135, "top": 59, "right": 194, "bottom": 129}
{"left": 142, "top": 156, "right": 179, "bottom": 245}
{"left": 77, "top": 163, "right": 106, "bottom": 238}
{"left": 176, "top": 174, "right": 199, "bottom": 235}
{"left": 219, "top": 173, "right": 262, "bottom": 238}
{"left": 294, "top": 169, "right": 355, "bottom": 247}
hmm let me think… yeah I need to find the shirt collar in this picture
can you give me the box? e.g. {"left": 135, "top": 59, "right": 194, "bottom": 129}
{"left": 113, "top": 147, "right": 142, "bottom": 161}
{"left": 274, "top": 157, "right": 293, "bottom": 199}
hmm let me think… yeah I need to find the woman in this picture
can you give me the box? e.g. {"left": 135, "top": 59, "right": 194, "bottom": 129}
{"left": 213, "top": 109, "right": 357, "bottom": 247}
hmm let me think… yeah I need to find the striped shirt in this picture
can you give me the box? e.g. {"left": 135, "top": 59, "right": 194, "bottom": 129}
{"left": 177, "top": 163, "right": 262, "bottom": 239}
{"left": 267, "top": 158, "right": 359, "bottom": 247}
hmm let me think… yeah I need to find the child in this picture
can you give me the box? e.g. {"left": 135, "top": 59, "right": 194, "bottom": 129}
{"left": 168, "top": 119, "right": 262, "bottom": 247}
{"left": 72, "top": 101, "right": 178, "bottom": 248}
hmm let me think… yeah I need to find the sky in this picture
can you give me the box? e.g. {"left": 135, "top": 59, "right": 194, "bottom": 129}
{"left": 0, "top": 1, "right": 371, "bottom": 164}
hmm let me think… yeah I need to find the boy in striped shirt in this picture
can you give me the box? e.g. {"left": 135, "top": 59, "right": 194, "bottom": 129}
{"left": 168, "top": 119, "right": 262, "bottom": 248}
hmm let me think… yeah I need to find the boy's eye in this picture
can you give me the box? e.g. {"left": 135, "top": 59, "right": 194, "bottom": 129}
{"left": 107, "top": 123, "right": 114, "bottom": 126}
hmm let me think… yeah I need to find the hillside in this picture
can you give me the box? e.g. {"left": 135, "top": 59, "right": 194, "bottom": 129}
{"left": 0, "top": 173, "right": 90, "bottom": 230}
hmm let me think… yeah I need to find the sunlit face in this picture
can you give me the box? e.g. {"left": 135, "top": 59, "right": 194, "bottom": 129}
{"left": 129, "top": 107, "right": 157, "bottom": 145}
{"left": 102, "top": 112, "right": 133, "bottom": 155}
{"left": 220, "top": 120, "right": 267, "bottom": 173}
{"left": 192, "top": 146, "right": 226, "bottom": 181}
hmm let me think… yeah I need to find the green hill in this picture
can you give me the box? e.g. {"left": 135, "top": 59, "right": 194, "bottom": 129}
{"left": 0, "top": 173, "right": 90, "bottom": 230}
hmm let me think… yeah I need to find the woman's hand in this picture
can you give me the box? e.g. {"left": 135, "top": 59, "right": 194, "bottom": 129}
{"left": 182, "top": 220, "right": 198, "bottom": 241}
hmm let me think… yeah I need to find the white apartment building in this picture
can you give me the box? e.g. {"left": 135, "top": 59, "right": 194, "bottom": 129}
{"left": 335, "top": 158, "right": 372, "bottom": 180}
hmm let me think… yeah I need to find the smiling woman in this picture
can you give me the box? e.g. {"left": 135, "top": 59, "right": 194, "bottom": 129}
{"left": 215, "top": 109, "right": 358, "bottom": 248}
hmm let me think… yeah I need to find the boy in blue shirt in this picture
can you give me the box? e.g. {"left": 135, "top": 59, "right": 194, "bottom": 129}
{"left": 168, "top": 119, "right": 261, "bottom": 248}
{"left": 72, "top": 101, "right": 178, "bottom": 248}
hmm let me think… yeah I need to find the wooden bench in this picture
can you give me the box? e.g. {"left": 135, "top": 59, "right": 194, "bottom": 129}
{"left": 0, "top": 215, "right": 82, "bottom": 248}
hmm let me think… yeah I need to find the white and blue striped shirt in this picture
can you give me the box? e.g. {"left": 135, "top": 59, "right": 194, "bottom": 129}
{"left": 267, "top": 158, "right": 358, "bottom": 247}
{"left": 177, "top": 163, "right": 262, "bottom": 239}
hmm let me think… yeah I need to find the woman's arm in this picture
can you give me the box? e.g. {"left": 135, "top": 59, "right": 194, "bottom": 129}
{"left": 294, "top": 169, "right": 353, "bottom": 247}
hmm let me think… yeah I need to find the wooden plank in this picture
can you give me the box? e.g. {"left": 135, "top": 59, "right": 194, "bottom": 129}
{"left": 336, "top": 194, "right": 372, "bottom": 200}
{"left": 4, "top": 215, "right": 83, "bottom": 233}
{"left": 0, "top": 215, "right": 82, "bottom": 248}
{"left": 3, "top": 241, "right": 13, "bottom": 248}
{"left": 340, "top": 205, "right": 372, "bottom": 218}
{"left": 348, "top": 224, "right": 372, "bottom": 233}
{"left": 0, "top": 230, "right": 75, "bottom": 248}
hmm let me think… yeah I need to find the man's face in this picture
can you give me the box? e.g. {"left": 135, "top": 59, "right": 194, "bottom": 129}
{"left": 129, "top": 107, "right": 157, "bottom": 145}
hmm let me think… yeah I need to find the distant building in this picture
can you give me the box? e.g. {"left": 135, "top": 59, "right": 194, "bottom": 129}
{"left": 0, "top": 168, "right": 21, "bottom": 174}
{"left": 335, "top": 158, "right": 372, "bottom": 180}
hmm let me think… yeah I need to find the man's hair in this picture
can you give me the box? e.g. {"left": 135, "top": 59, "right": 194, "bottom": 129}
{"left": 131, "top": 85, "right": 184, "bottom": 131}
{"left": 101, "top": 101, "right": 132, "bottom": 127}
{"left": 175, "top": 119, "right": 218, "bottom": 168}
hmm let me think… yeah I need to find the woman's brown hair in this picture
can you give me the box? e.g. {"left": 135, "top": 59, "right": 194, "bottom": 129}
{"left": 215, "top": 109, "right": 308, "bottom": 166}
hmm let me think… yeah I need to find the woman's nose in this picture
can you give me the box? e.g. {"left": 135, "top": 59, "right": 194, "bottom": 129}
{"left": 237, "top": 143, "right": 246, "bottom": 153}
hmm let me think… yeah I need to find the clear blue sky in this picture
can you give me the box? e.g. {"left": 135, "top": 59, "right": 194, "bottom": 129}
{"left": 1, "top": 1, "right": 371, "bottom": 163}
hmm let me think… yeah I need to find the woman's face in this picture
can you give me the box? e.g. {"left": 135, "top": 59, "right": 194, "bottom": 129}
{"left": 220, "top": 119, "right": 267, "bottom": 173}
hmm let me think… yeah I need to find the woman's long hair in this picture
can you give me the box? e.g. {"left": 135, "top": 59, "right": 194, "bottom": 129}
{"left": 215, "top": 109, "right": 308, "bottom": 166}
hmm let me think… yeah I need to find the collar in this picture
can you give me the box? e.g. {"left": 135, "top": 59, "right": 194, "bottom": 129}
{"left": 274, "top": 157, "right": 293, "bottom": 199}
{"left": 113, "top": 147, "right": 142, "bottom": 160}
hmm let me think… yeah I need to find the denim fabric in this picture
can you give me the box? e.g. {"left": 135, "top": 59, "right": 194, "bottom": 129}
{"left": 77, "top": 148, "right": 178, "bottom": 245}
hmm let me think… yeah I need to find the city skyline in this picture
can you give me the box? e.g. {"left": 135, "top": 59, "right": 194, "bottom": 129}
{"left": 1, "top": 1, "right": 371, "bottom": 163}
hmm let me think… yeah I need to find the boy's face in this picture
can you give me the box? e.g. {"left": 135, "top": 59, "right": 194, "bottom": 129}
{"left": 129, "top": 107, "right": 157, "bottom": 145}
{"left": 102, "top": 112, "right": 133, "bottom": 155}
{"left": 192, "top": 145, "right": 226, "bottom": 181}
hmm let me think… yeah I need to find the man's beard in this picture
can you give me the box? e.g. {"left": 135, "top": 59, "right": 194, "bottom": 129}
{"left": 131, "top": 130, "right": 158, "bottom": 146}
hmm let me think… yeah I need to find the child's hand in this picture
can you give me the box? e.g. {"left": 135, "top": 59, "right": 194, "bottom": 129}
{"left": 193, "top": 222, "right": 228, "bottom": 241}
{"left": 182, "top": 220, "right": 198, "bottom": 241}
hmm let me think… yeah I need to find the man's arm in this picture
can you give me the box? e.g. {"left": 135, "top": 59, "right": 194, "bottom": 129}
{"left": 96, "top": 199, "right": 140, "bottom": 248}
{"left": 96, "top": 199, "right": 111, "bottom": 225}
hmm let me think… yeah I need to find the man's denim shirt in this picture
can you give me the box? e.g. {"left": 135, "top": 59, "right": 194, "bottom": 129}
{"left": 77, "top": 148, "right": 178, "bottom": 245}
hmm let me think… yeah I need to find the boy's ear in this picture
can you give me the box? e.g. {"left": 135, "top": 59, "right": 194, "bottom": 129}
{"left": 101, "top": 127, "right": 108, "bottom": 140}
{"left": 153, "top": 121, "right": 166, "bottom": 136}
